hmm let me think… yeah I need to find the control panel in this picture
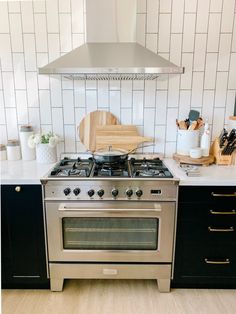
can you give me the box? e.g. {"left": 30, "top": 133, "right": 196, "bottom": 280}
{"left": 44, "top": 180, "right": 177, "bottom": 201}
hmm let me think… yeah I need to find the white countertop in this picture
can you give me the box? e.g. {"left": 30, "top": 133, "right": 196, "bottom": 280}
{"left": 0, "top": 160, "right": 54, "bottom": 184}
{"left": 1, "top": 158, "right": 236, "bottom": 186}
{"left": 164, "top": 158, "right": 236, "bottom": 186}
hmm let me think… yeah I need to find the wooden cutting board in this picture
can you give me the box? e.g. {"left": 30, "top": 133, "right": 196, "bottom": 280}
{"left": 78, "top": 110, "right": 118, "bottom": 151}
{"left": 95, "top": 125, "right": 153, "bottom": 151}
{"left": 173, "top": 153, "right": 215, "bottom": 166}
{"left": 96, "top": 125, "right": 138, "bottom": 137}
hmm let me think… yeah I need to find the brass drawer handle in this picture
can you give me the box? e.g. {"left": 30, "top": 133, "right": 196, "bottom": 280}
{"left": 211, "top": 192, "right": 236, "bottom": 197}
{"left": 210, "top": 210, "right": 236, "bottom": 215}
{"left": 208, "top": 226, "right": 234, "bottom": 232}
{"left": 15, "top": 186, "right": 21, "bottom": 192}
{"left": 204, "top": 258, "right": 230, "bottom": 265}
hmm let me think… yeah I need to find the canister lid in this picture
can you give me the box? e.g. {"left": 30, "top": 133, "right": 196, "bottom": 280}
{"left": 20, "top": 125, "right": 33, "bottom": 132}
{"left": 7, "top": 139, "right": 20, "bottom": 146}
{"left": 0, "top": 144, "right": 6, "bottom": 151}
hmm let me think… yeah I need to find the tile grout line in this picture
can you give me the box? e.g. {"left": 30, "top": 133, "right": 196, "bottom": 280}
{"left": 211, "top": 1, "right": 224, "bottom": 139}
{"left": 7, "top": 1, "right": 19, "bottom": 141}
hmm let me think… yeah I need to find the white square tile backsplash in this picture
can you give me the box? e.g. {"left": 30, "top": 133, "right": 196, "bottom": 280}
{"left": 0, "top": 0, "right": 236, "bottom": 157}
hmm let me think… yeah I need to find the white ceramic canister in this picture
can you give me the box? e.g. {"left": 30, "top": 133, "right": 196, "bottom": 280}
{"left": 7, "top": 140, "right": 21, "bottom": 160}
{"left": 36, "top": 143, "right": 57, "bottom": 163}
{"left": 0, "top": 144, "right": 7, "bottom": 161}
{"left": 176, "top": 130, "right": 200, "bottom": 156}
{"left": 19, "top": 125, "right": 36, "bottom": 160}
{"left": 189, "top": 147, "right": 202, "bottom": 159}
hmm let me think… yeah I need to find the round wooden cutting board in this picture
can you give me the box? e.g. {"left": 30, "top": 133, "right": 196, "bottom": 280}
{"left": 78, "top": 110, "right": 118, "bottom": 152}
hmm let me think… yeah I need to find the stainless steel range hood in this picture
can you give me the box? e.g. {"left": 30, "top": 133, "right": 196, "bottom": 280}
{"left": 39, "top": 0, "right": 184, "bottom": 80}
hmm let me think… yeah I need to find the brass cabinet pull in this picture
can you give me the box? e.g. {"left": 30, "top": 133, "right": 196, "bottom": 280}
{"left": 208, "top": 226, "right": 234, "bottom": 232}
{"left": 15, "top": 186, "right": 21, "bottom": 192}
{"left": 211, "top": 192, "right": 236, "bottom": 197}
{"left": 210, "top": 210, "right": 236, "bottom": 215}
{"left": 204, "top": 258, "right": 230, "bottom": 265}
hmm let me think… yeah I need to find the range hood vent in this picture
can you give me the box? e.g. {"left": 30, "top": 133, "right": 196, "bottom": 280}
{"left": 39, "top": 0, "right": 184, "bottom": 80}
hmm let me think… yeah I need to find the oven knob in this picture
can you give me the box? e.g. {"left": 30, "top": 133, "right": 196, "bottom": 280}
{"left": 136, "top": 189, "right": 143, "bottom": 198}
{"left": 73, "top": 188, "right": 81, "bottom": 196}
{"left": 63, "top": 188, "right": 71, "bottom": 196}
{"left": 126, "top": 189, "right": 133, "bottom": 197}
{"left": 111, "top": 189, "right": 119, "bottom": 197}
{"left": 97, "top": 189, "right": 105, "bottom": 197}
{"left": 88, "top": 189, "right": 95, "bottom": 197}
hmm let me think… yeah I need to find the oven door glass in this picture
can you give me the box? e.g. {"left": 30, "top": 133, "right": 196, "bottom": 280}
{"left": 63, "top": 218, "right": 158, "bottom": 250}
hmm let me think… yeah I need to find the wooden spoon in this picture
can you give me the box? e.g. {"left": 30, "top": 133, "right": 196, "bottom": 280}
{"left": 179, "top": 120, "right": 188, "bottom": 130}
{"left": 188, "top": 120, "right": 198, "bottom": 130}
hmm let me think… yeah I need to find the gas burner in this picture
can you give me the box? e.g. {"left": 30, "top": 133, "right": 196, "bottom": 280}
{"left": 130, "top": 158, "right": 173, "bottom": 178}
{"left": 57, "top": 169, "right": 89, "bottom": 177}
{"left": 50, "top": 157, "right": 93, "bottom": 177}
{"left": 139, "top": 169, "right": 164, "bottom": 177}
{"left": 93, "top": 162, "right": 130, "bottom": 177}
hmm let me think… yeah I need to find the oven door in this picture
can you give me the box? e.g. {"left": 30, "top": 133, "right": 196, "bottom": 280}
{"left": 45, "top": 201, "right": 175, "bottom": 263}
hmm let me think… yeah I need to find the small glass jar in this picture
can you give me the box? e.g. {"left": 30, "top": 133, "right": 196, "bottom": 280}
{"left": 0, "top": 144, "right": 7, "bottom": 161}
{"left": 7, "top": 140, "right": 21, "bottom": 160}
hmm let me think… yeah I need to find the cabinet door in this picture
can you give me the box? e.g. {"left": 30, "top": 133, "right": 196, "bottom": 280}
{"left": 1, "top": 185, "right": 49, "bottom": 288}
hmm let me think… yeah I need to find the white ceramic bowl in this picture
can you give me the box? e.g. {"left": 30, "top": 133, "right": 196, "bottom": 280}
{"left": 189, "top": 147, "right": 202, "bottom": 159}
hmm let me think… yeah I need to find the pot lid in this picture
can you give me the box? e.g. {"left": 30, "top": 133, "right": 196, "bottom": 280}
{"left": 94, "top": 148, "right": 128, "bottom": 156}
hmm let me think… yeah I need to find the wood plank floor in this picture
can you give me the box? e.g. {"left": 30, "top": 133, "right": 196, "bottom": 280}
{"left": 2, "top": 280, "right": 236, "bottom": 314}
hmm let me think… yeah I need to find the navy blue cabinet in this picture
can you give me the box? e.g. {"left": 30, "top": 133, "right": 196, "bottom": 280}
{"left": 173, "top": 186, "right": 236, "bottom": 288}
{"left": 1, "top": 185, "right": 49, "bottom": 288}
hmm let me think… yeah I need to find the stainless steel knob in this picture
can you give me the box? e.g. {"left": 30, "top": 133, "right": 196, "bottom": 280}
{"left": 88, "top": 189, "right": 95, "bottom": 197}
{"left": 73, "top": 188, "right": 81, "bottom": 196}
{"left": 136, "top": 189, "right": 143, "bottom": 198}
{"left": 126, "top": 189, "right": 133, "bottom": 197}
{"left": 63, "top": 188, "right": 71, "bottom": 196}
{"left": 97, "top": 189, "right": 105, "bottom": 197}
{"left": 15, "top": 186, "right": 21, "bottom": 192}
{"left": 111, "top": 189, "right": 119, "bottom": 197}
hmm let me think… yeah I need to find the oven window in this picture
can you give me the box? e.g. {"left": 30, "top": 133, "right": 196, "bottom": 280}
{"left": 62, "top": 218, "right": 158, "bottom": 250}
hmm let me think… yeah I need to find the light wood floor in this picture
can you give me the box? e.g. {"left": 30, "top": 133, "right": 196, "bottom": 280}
{"left": 2, "top": 280, "right": 236, "bottom": 314}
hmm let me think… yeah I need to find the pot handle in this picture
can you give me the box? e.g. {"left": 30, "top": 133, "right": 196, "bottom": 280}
{"left": 127, "top": 142, "right": 155, "bottom": 154}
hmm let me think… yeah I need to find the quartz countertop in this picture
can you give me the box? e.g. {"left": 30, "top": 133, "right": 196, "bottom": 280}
{"left": 164, "top": 158, "right": 236, "bottom": 186}
{"left": 0, "top": 160, "right": 54, "bottom": 184}
{"left": 1, "top": 158, "right": 236, "bottom": 186}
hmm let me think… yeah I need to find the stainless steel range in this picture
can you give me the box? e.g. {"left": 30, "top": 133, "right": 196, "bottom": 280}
{"left": 41, "top": 154, "right": 178, "bottom": 292}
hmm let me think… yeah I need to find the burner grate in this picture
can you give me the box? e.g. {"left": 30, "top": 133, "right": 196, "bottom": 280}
{"left": 130, "top": 158, "right": 173, "bottom": 178}
{"left": 50, "top": 157, "right": 94, "bottom": 177}
{"left": 93, "top": 162, "right": 130, "bottom": 177}
{"left": 49, "top": 156, "right": 173, "bottom": 178}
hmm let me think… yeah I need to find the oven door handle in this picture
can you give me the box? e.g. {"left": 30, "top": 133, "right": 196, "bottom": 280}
{"left": 58, "top": 205, "right": 162, "bottom": 213}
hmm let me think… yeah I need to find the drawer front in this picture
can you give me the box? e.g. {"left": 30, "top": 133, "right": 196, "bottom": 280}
{"left": 177, "top": 220, "right": 236, "bottom": 243}
{"left": 179, "top": 186, "right": 236, "bottom": 205}
{"left": 177, "top": 203, "right": 236, "bottom": 224}
{"left": 175, "top": 241, "right": 236, "bottom": 278}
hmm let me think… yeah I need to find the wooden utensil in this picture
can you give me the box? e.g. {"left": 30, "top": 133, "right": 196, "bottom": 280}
{"left": 188, "top": 120, "right": 198, "bottom": 130}
{"left": 178, "top": 121, "right": 188, "bottom": 130}
{"left": 78, "top": 110, "right": 118, "bottom": 151}
{"left": 195, "top": 118, "right": 204, "bottom": 130}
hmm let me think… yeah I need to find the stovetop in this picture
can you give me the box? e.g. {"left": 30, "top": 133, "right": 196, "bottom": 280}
{"left": 49, "top": 156, "right": 173, "bottom": 179}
